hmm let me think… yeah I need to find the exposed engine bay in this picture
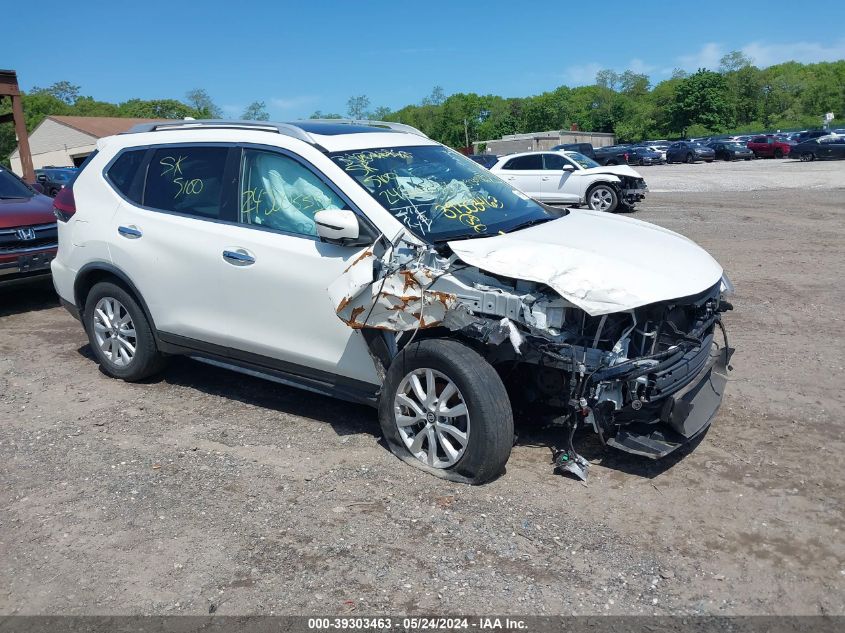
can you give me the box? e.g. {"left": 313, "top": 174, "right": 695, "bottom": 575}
{"left": 616, "top": 174, "right": 648, "bottom": 208}
{"left": 328, "top": 226, "right": 734, "bottom": 480}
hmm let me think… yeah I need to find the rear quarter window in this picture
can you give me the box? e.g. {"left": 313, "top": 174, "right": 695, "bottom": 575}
{"left": 106, "top": 150, "right": 147, "bottom": 202}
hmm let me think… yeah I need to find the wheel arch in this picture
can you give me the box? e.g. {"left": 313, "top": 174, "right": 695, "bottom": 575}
{"left": 73, "top": 262, "right": 158, "bottom": 334}
{"left": 583, "top": 178, "right": 620, "bottom": 199}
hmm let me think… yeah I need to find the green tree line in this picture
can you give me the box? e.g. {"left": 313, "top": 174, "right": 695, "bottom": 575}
{"left": 3, "top": 53, "right": 844, "bottom": 167}
{"left": 385, "top": 54, "right": 844, "bottom": 147}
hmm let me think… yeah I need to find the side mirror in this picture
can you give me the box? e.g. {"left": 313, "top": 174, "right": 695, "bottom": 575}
{"left": 315, "top": 209, "right": 372, "bottom": 246}
{"left": 31, "top": 182, "right": 45, "bottom": 194}
{"left": 36, "top": 174, "right": 47, "bottom": 182}
{"left": 562, "top": 164, "right": 575, "bottom": 172}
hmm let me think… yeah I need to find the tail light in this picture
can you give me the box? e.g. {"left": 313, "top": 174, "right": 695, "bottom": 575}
{"left": 53, "top": 186, "right": 76, "bottom": 222}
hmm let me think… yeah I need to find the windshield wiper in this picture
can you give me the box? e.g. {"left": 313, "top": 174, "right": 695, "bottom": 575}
{"left": 507, "top": 216, "right": 556, "bottom": 233}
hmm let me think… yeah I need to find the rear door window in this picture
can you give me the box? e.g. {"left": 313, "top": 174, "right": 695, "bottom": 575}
{"left": 503, "top": 155, "right": 543, "bottom": 170}
{"left": 143, "top": 146, "right": 229, "bottom": 219}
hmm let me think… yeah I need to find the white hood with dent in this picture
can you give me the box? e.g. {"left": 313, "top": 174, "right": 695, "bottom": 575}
{"left": 447, "top": 209, "right": 723, "bottom": 316}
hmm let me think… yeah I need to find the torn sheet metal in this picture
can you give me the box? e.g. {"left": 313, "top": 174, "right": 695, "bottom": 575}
{"left": 487, "top": 318, "right": 524, "bottom": 354}
{"left": 447, "top": 209, "right": 723, "bottom": 316}
{"left": 328, "top": 247, "right": 376, "bottom": 315}
{"left": 329, "top": 246, "right": 459, "bottom": 331}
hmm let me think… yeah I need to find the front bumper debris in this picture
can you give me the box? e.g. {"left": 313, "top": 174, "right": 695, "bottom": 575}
{"left": 606, "top": 343, "right": 733, "bottom": 459}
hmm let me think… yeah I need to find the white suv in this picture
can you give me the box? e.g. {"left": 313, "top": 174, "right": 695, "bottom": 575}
{"left": 52, "top": 119, "right": 734, "bottom": 484}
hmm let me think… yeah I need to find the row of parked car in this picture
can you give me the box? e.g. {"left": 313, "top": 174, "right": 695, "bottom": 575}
{"left": 471, "top": 129, "right": 845, "bottom": 171}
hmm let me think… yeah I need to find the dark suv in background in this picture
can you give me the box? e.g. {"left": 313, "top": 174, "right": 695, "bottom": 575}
{"left": 666, "top": 141, "right": 716, "bottom": 163}
{"left": 35, "top": 166, "right": 78, "bottom": 197}
{"left": 0, "top": 167, "right": 59, "bottom": 287}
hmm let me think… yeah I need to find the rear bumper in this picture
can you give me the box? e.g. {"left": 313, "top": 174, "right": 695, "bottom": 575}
{"left": 605, "top": 343, "right": 733, "bottom": 459}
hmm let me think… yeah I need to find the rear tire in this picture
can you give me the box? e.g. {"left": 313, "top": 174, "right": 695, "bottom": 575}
{"left": 587, "top": 184, "right": 619, "bottom": 212}
{"left": 83, "top": 281, "right": 166, "bottom": 381}
{"left": 378, "top": 339, "right": 513, "bottom": 484}
{"left": 774, "top": 149, "right": 784, "bottom": 159}
{"left": 686, "top": 152, "right": 695, "bottom": 163}
{"left": 800, "top": 152, "right": 815, "bottom": 162}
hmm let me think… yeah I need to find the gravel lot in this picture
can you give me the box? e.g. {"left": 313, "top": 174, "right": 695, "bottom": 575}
{"left": 1, "top": 159, "right": 843, "bottom": 616}
{"left": 642, "top": 157, "right": 843, "bottom": 192}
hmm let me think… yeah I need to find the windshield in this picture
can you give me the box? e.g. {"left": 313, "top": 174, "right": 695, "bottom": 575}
{"left": 0, "top": 168, "right": 34, "bottom": 199}
{"left": 330, "top": 145, "right": 554, "bottom": 242}
{"left": 565, "top": 152, "right": 600, "bottom": 169}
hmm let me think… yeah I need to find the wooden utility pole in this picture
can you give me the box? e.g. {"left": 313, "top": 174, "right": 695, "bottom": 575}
{"left": 0, "top": 70, "right": 34, "bottom": 182}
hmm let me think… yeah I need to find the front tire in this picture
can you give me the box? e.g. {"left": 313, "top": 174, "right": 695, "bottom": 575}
{"left": 378, "top": 339, "right": 513, "bottom": 484}
{"left": 83, "top": 281, "right": 166, "bottom": 381}
{"left": 801, "top": 152, "right": 815, "bottom": 162}
{"left": 774, "top": 149, "right": 784, "bottom": 159}
{"left": 587, "top": 184, "right": 619, "bottom": 212}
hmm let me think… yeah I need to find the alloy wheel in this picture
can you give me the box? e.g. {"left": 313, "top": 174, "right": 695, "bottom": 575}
{"left": 589, "top": 187, "right": 614, "bottom": 211}
{"left": 394, "top": 368, "right": 470, "bottom": 469}
{"left": 92, "top": 297, "right": 137, "bottom": 367}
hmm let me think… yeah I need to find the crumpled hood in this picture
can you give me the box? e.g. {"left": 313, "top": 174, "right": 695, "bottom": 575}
{"left": 447, "top": 209, "right": 723, "bottom": 316}
{"left": 579, "top": 164, "right": 642, "bottom": 179}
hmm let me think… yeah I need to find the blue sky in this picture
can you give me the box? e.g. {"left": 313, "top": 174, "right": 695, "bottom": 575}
{"left": 4, "top": 1, "right": 844, "bottom": 120}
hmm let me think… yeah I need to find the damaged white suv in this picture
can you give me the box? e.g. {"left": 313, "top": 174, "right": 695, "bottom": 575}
{"left": 52, "top": 119, "right": 734, "bottom": 484}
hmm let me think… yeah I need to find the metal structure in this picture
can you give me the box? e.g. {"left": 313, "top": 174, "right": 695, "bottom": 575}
{"left": 0, "top": 70, "right": 34, "bottom": 182}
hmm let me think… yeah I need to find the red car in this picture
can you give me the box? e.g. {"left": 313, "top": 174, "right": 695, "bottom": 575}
{"left": 0, "top": 166, "right": 58, "bottom": 287}
{"left": 747, "top": 135, "right": 792, "bottom": 158}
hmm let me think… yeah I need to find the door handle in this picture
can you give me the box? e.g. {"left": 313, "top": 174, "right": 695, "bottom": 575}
{"left": 118, "top": 225, "right": 142, "bottom": 239}
{"left": 222, "top": 249, "right": 255, "bottom": 266}
{"left": 541, "top": 176, "right": 550, "bottom": 181}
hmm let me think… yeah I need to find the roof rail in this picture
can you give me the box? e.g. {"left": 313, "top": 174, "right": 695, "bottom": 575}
{"left": 125, "top": 118, "right": 429, "bottom": 146}
{"left": 125, "top": 119, "right": 317, "bottom": 146}
{"left": 304, "top": 118, "right": 428, "bottom": 138}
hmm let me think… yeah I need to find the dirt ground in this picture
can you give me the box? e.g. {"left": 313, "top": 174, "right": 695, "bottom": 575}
{"left": 1, "top": 159, "right": 843, "bottom": 616}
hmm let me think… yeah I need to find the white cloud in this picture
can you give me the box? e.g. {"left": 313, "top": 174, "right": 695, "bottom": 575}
{"left": 555, "top": 39, "right": 844, "bottom": 88}
{"left": 674, "top": 39, "right": 845, "bottom": 72}
{"left": 559, "top": 62, "right": 604, "bottom": 86}
{"left": 558, "top": 58, "right": 657, "bottom": 86}
{"left": 677, "top": 42, "right": 724, "bottom": 71}
{"left": 741, "top": 39, "right": 845, "bottom": 67}
{"left": 628, "top": 58, "right": 656, "bottom": 75}
{"left": 270, "top": 96, "right": 318, "bottom": 110}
